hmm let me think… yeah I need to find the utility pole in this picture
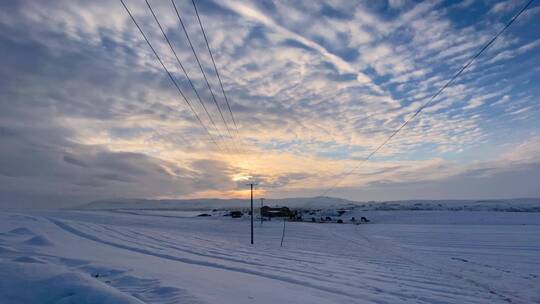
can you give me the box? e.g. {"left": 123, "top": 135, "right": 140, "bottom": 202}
{"left": 247, "top": 183, "right": 256, "bottom": 244}
{"left": 280, "top": 217, "right": 286, "bottom": 247}
{"left": 260, "top": 198, "right": 264, "bottom": 225}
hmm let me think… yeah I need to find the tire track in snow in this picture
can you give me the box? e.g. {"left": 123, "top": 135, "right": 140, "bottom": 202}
{"left": 345, "top": 225, "right": 518, "bottom": 303}
{"left": 49, "top": 218, "right": 360, "bottom": 300}
{"left": 56, "top": 219, "right": 451, "bottom": 302}
{"left": 306, "top": 223, "right": 481, "bottom": 302}
{"left": 87, "top": 222, "right": 328, "bottom": 280}
{"left": 57, "top": 220, "right": 412, "bottom": 301}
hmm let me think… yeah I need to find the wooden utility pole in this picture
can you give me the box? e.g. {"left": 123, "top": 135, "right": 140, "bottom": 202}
{"left": 280, "top": 217, "right": 286, "bottom": 247}
{"left": 247, "top": 183, "right": 255, "bottom": 244}
{"left": 260, "top": 198, "right": 264, "bottom": 225}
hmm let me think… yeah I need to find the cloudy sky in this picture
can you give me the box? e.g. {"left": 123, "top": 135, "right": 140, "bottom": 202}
{"left": 1, "top": 0, "right": 539, "bottom": 208}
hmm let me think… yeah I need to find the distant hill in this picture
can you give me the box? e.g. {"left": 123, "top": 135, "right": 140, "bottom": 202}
{"left": 78, "top": 196, "right": 358, "bottom": 210}
{"left": 78, "top": 197, "right": 540, "bottom": 212}
{"left": 353, "top": 198, "right": 540, "bottom": 212}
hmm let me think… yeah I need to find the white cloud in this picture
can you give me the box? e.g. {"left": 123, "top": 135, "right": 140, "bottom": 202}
{"left": 0, "top": 0, "right": 538, "bottom": 205}
{"left": 490, "top": 0, "right": 521, "bottom": 14}
{"left": 388, "top": 0, "right": 408, "bottom": 9}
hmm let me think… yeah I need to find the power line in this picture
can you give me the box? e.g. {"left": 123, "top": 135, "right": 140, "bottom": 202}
{"left": 321, "top": 0, "right": 535, "bottom": 197}
{"left": 120, "top": 0, "right": 224, "bottom": 153}
{"left": 173, "top": 0, "right": 237, "bottom": 149}
{"left": 144, "top": 0, "right": 233, "bottom": 154}
{"left": 171, "top": 0, "right": 244, "bottom": 155}
{"left": 191, "top": 0, "right": 242, "bottom": 148}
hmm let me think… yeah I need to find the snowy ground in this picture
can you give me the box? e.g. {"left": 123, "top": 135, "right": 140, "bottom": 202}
{"left": 1, "top": 210, "right": 539, "bottom": 303}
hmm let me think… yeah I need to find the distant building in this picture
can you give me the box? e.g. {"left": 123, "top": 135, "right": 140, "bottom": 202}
{"left": 261, "top": 206, "right": 292, "bottom": 218}
{"left": 230, "top": 211, "right": 243, "bottom": 218}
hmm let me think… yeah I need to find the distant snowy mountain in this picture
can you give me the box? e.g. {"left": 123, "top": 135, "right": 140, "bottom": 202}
{"left": 353, "top": 198, "right": 540, "bottom": 212}
{"left": 80, "top": 198, "right": 249, "bottom": 211}
{"left": 78, "top": 196, "right": 357, "bottom": 210}
{"left": 79, "top": 197, "right": 540, "bottom": 212}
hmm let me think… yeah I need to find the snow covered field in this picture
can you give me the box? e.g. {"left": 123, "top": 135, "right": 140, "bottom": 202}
{"left": 1, "top": 210, "right": 539, "bottom": 303}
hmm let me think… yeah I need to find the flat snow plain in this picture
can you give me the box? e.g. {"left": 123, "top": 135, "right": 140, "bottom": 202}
{"left": 1, "top": 210, "right": 539, "bottom": 304}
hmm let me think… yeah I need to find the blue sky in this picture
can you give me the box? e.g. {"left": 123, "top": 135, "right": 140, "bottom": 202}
{"left": 0, "top": 0, "right": 539, "bottom": 207}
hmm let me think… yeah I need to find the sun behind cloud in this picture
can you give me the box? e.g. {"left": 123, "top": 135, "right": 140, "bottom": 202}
{"left": 231, "top": 173, "right": 252, "bottom": 182}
